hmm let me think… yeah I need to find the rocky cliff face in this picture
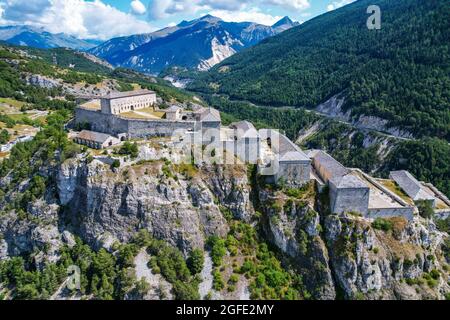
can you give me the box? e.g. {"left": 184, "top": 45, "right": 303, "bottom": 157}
{"left": 256, "top": 182, "right": 449, "bottom": 300}
{"left": 324, "top": 215, "right": 449, "bottom": 299}
{"left": 56, "top": 156, "right": 252, "bottom": 255}
{"left": 260, "top": 189, "right": 336, "bottom": 300}
{"left": 0, "top": 143, "right": 448, "bottom": 300}
{"left": 315, "top": 93, "right": 414, "bottom": 140}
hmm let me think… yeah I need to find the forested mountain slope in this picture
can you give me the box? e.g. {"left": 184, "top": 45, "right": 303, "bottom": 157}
{"left": 190, "top": 0, "right": 450, "bottom": 141}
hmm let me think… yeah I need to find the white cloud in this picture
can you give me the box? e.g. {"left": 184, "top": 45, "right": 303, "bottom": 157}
{"left": 264, "top": 0, "right": 310, "bottom": 11}
{"left": 0, "top": 0, "right": 155, "bottom": 40}
{"left": 148, "top": 0, "right": 310, "bottom": 21}
{"left": 131, "top": 0, "right": 146, "bottom": 15}
{"left": 210, "top": 7, "right": 282, "bottom": 26}
{"left": 148, "top": 0, "right": 201, "bottom": 20}
{"left": 327, "top": 0, "right": 355, "bottom": 12}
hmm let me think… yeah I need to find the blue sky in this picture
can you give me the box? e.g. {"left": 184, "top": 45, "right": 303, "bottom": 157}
{"left": 0, "top": 0, "right": 355, "bottom": 40}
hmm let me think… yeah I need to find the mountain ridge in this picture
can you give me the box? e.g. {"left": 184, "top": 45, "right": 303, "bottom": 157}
{"left": 90, "top": 15, "right": 299, "bottom": 74}
{"left": 0, "top": 25, "right": 100, "bottom": 50}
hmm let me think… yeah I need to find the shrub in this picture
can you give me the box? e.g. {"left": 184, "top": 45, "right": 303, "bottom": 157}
{"left": 187, "top": 249, "right": 204, "bottom": 275}
{"left": 212, "top": 270, "right": 225, "bottom": 291}
{"left": 372, "top": 218, "right": 394, "bottom": 232}
{"left": 0, "top": 129, "right": 10, "bottom": 144}
{"left": 416, "top": 200, "right": 435, "bottom": 219}
{"left": 111, "top": 159, "right": 120, "bottom": 169}
{"left": 173, "top": 280, "right": 200, "bottom": 300}
{"left": 118, "top": 142, "right": 139, "bottom": 158}
{"left": 228, "top": 274, "right": 239, "bottom": 285}
{"left": 429, "top": 269, "right": 440, "bottom": 280}
{"left": 208, "top": 236, "right": 227, "bottom": 267}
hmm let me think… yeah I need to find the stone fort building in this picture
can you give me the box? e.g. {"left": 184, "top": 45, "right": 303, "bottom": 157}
{"left": 100, "top": 89, "right": 157, "bottom": 115}
{"left": 75, "top": 89, "right": 221, "bottom": 142}
{"left": 73, "top": 90, "right": 449, "bottom": 221}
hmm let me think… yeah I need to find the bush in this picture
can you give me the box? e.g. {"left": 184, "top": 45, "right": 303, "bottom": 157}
{"left": 212, "top": 270, "right": 225, "bottom": 291}
{"left": 172, "top": 281, "right": 200, "bottom": 300}
{"left": 187, "top": 249, "right": 204, "bottom": 275}
{"left": 0, "top": 129, "right": 10, "bottom": 144}
{"left": 417, "top": 200, "right": 435, "bottom": 219}
{"left": 118, "top": 142, "right": 139, "bottom": 158}
{"left": 111, "top": 159, "right": 120, "bottom": 169}
{"left": 208, "top": 236, "right": 227, "bottom": 267}
{"left": 372, "top": 218, "right": 394, "bottom": 232}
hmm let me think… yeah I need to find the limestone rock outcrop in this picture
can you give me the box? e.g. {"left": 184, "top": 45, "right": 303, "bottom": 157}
{"left": 56, "top": 157, "right": 253, "bottom": 255}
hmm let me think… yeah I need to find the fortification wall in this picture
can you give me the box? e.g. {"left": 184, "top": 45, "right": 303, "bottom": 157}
{"left": 233, "top": 138, "right": 260, "bottom": 164}
{"left": 75, "top": 108, "right": 196, "bottom": 138}
{"left": 127, "top": 119, "right": 195, "bottom": 138}
{"left": 366, "top": 207, "right": 415, "bottom": 221}
{"left": 330, "top": 186, "right": 370, "bottom": 215}
{"left": 75, "top": 109, "right": 129, "bottom": 135}
{"left": 275, "top": 161, "right": 311, "bottom": 187}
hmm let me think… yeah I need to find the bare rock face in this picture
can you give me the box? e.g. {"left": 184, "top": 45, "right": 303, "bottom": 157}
{"left": 56, "top": 157, "right": 253, "bottom": 255}
{"left": 202, "top": 165, "right": 254, "bottom": 222}
{"left": 0, "top": 196, "right": 64, "bottom": 269}
{"left": 260, "top": 188, "right": 336, "bottom": 300}
{"left": 315, "top": 93, "right": 414, "bottom": 139}
{"left": 25, "top": 74, "right": 60, "bottom": 89}
{"left": 0, "top": 239, "right": 8, "bottom": 261}
{"left": 324, "top": 214, "right": 449, "bottom": 300}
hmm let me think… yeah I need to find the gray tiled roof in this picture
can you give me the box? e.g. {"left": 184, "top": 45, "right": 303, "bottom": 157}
{"left": 199, "top": 108, "right": 221, "bottom": 122}
{"left": 76, "top": 130, "right": 112, "bottom": 144}
{"left": 104, "top": 89, "right": 155, "bottom": 100}
{"left": 230, "top": 121, "right": 259, "bottom": 138}
{"left": 312, "top": 150, "right": 349, "bottom": 179}
{"left": 389, "top": 170, "right": 434, "bottom": 201}
{"left": 259, "top": 129, "right": 310, "bottom": 162}
{"left": 330, "top": 174, "right": 368, "bottom": 189}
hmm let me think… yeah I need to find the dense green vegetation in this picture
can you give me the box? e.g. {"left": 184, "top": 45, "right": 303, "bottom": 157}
{"left": 208, "top": 218, "right": 308, "bottom": 300}
{"left": 302, "top": 120, "right": 382, "bottom": 173}
{"left": 116, "top": 141, "right": 139, "bottom": 158}
{"left": 22, "top": 47, "right": 112, "bottom": 75}
{"left": 19, "top": 59, "right": 103, "bottom": 85}
{"left": 0, "top": 231, "right": 203, "bottom": 300}
{"left": 205, "top": 95, "right": 319, "bottom": 139}
{"left": 372, "top": 218, "right": 394, "bottom": 232}
{"left": 147, "top": 237, "right": 201, "bottom": 300}
{"left": 0, "top": 109, "right": 80, "bottom": 211}
{"left": 0, "top": 257, "right": 66, "bottom": 299}
{"left": 226, "top": 221, "right": 308, "bottom": 300}
{"left": 111, "top": 68, "right": 199, "bottom": 105}
{"left": 0, "top": 49, "right": 76, "bottom": 110}
{"left": 380, "top": 138, "right": 450, "bottom": 198}
{"left": 190, "top": 0, "right": 450, "bottom": 140}
{"left": 0, "top": 129, "right": 10, "bottom": 144}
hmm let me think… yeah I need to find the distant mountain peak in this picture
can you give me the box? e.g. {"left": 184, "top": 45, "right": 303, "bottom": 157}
{"left": 89, "top": 14, "right": 297, "bottom": 74}
{"left": 272, "top": 16, "right": 298, "bottom": 28}
{"left": 0, "top": 25, "right": 99, "bottom": 50}
{"left": 176, "top": 15, "right": 222, "bottom": 28}
{"left": 199, "top": 14, "right": 221, "bottom": 21}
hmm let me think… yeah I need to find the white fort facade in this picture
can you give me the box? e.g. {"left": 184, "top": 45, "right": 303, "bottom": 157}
{"left": 100, "top": 89, "right": 157, "bottom": 115}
